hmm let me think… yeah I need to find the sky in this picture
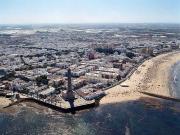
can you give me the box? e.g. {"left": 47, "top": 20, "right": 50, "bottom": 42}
{"left": 0, "top": 0, "right": 180, "bottom": 24}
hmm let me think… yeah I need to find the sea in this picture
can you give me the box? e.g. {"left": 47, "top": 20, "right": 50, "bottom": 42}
{"left": 1, "top": 63, "right": 180, "bottom": 135}
{"left": 170, "top": 61, "right": 180, "bottom": 97}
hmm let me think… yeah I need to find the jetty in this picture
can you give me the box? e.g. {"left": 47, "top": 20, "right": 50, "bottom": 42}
{"left": 139, "top": 91, "right": 180, "bottom": 102}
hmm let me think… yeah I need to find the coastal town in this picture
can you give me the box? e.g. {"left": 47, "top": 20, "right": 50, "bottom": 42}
{"left": 1, "top": 0, "right": 180, "bottom": 134}
{"left": 0, "top": 24, "right": 180, "bottom": 110}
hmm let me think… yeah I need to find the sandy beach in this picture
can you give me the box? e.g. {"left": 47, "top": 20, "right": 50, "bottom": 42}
{"left": 0, "top": 97, "right": 12, "bottom": 108}
{"left": 100, "top": 51, "right": 180, "bottom": 105}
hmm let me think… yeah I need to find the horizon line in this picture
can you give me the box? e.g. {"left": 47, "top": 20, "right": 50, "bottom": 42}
{"left": 0, "top": 22, "right": 180, "bottom": 26}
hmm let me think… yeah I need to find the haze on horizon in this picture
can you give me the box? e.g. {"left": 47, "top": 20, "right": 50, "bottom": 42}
{"left": 0, "top": 0, "right": 180, "bottom": 24}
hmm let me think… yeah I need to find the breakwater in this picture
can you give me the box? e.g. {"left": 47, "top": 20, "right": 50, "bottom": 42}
{"left": 4, "top": 97, "right": 97, "bottom": 113}
{"left": 139, "top": 91, "right": 180, "bottom": 102}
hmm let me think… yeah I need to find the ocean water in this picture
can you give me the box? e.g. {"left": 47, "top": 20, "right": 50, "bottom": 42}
{"left": 1, "top": 63, "right": 180, "bottom": 135}
{"left": 170, "top": 61, "right": 180, "bottom": 97}
{"left": 0, "top": 98, "right": 180, "bottom": 135}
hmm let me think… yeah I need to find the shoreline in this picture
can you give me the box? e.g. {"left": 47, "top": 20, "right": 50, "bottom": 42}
{"left": 100, "top": 51, "right": 180, "bottom": 105}
{"left": 1, "top": 51, "right": 180, "bottom": 111}
{"left": 169, "top": 61, "right": 180, "bottom": 97}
